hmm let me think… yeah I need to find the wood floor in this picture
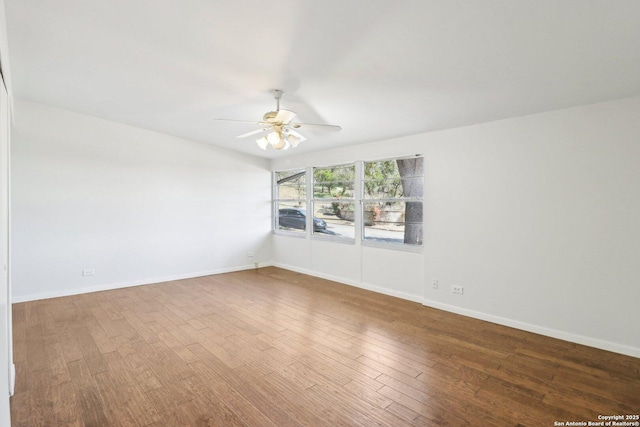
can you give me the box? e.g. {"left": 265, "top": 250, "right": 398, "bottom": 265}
{"left": 10, "top": 267, "right": 640, "bottom": 426}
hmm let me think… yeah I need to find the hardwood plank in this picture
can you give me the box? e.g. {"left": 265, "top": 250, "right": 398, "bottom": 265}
{"left": 102, "top": 350, "right": 162, "bottom": 425}
{"left": 130, "top": 340, "right": 194, "bottom": 403}
{"left": 56, "top": 328, "right": 85, "bottom": 364}
{"left": 180, "top": 374, "right": 251, "bottom": 427}
{"left": 188, "top": 343, "right": 304, "bottom": 427}
{"left": 43, "top": 342, "right": 71, "bottom": 386}
{"left": 377, "top": 384, "right": 470, "bottom": 425}
{"left": 356, "top": 354, "right": 418, "bottom": 383}
{"left": 480, "top": 375, "right": 545, "bottom": 406}
{"left": 341, "top": 378, "right": 393, "bottom": 409}
{"left": 384, "top": 401, "right": 433, "bottom": 426}
{"left": 147, "top": 322, "right": 200, "bottom": 364}
{"left": 119, "top": 310, "right": 160, "bottom": 344}
{"left": 472, "top": 387, "right": 553, "bottom": 426}
{"left": 428, "top": 357, "right": 488, "bottom": 390}
{"left": 26, "top": 324, "right": 47, "bottom": 372}
{"left": 307, "top": 382, "right": 412, "bottom": 427}
{"left": 274, "top": 332, "right": 382, "bottom": 380}
{"left": 9, "top": 391, "right": 30, "bottom": 427}
{"left": 552, "top": 364, "right": 640, "bottom": 407}
{"left": 73, "top": 326, "right": 108, "bottom": 374}
{"left": 145, "top": 387, "right": 194, "bottom": 427}
{"left": 186, "top": 360, "right": 279, "bottom": 427}
{"left": 51, "top": 381, "right": 85, "bottom": 427}
{"left": 92, "top": 370, "right": 139, "bottom": 426}
{"left": 245, "top": 368, "right": 351, "bottom": 427}
{"left": 87, "top": 322, "right": 117, "bottom": 354}
{"left": 27, "top": 369, "right": 54, "bottom": 426}
{"left": 184, "top": 329, "right": 246, "bottom": 369}
{"left": 67, "top": 359, "right": 110, "bottom": 427}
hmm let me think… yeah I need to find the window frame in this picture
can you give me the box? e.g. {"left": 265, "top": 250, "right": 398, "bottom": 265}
{"left": 311, "top": 163, "right": 356, "bottom": 244}
{"left": 273, "top": 168, "right": 308, "bottom": 238}
{"left": 273, "top": 156, "right": 424, "bottom": 253}
{"left": 360, "top": 155, "right": 424, "bottom": 252}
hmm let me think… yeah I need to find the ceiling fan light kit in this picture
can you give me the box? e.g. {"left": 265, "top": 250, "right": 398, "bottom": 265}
{"left": 256, "top": 136, "right": 269, "bottom": 150}
{"left": 213, "top": 89, "right": 341, "bottom": 151}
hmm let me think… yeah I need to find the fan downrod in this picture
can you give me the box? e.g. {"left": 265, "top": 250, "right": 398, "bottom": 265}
{"left": 271, "top": 89, "right": 283, "bottom": 111}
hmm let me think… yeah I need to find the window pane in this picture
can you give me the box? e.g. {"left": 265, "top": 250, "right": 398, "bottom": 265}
{"left": 363, "top": 160, "right": 399, "bottom": 199}
{"left": 363, "top": 158, "right": 423, "bottom": 199}
{"left": 363, "top": 177, "right": 403, "bottom": 199}
{"left": 276, "top": 201, "right": 307, "bottom": 233}
{"left": 363, "top": 201, "right": 423, "bottom": 245}
{"left": 276, "top": 169, "right": 306, "bottom": 199}
{"left": 313, "top": 202, "right": 355, "bottom": 239}
{"left": 276, "top": 169, "right": 304, "bottom": 181}
{"left": 362, "top": 157, "right": 424, "bottom": 246}
{"left": 398, "top": 175, "right": 424, "bottom": 198}
{"left": 313, "top": 165, "right": 355, "bottom": 199}
{"left": 313, "top": 181, "right": 354, "bottom": 199}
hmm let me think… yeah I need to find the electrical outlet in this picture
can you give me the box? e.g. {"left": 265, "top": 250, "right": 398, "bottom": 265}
{"left": 82, "top": 268, "right": 95, "bottom": 277}
{"left": 254, "top": 262, "right": 259, "bottom": 269}
{"left": 451, "top": 285, "right": 464, "bottom": 295}
{"left": 432, "top": 279, "right": 438, "bottom": 289}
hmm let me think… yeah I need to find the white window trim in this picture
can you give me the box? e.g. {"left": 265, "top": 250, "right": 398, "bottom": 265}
{"left": 360, "top": 155, "right": 424, "bottom": 252}
{"left": 311, "top": 163, "right": 356, "bottom": 243}
{"left": 361, "top": 237, "right": 424, "bottom": 252}
{"left": 272, "top": 168, "right": 309, "bottom": 237}
{"left": 311, "top": 232, "right": 356, "bottom": 245}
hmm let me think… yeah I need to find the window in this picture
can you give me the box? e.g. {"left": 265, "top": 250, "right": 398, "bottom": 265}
{"left": 312, "top": 164, "right": 355, "bottom": 240}
{"left": 274, "top": 169, "right": 306, "bottom": 234}
{"left": 274, "top": 156, "right": 423, "bottom": 251}
{"left": 362, "top": 156, "right": 423, "bottom": 246}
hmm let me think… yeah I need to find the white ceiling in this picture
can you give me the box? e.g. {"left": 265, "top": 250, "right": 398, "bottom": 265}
{"left": 4, "top": 0, "right": 640, "bottom": 158}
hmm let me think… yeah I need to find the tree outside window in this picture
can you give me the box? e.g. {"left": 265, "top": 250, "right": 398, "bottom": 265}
{"left": 312, "top": 164, "right": 355, "bottom": 240}
{"left": 363, "top": 157, "right": 423, "bottom": 246}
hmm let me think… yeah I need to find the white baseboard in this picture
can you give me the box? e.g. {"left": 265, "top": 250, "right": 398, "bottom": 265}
{"left": 9, "top": 363, "right": 15, "bottom": 396}
{"left": 12, "top": 262, "right": 273, "bottom": 303}
{"left": 421, "top": 298, "right": 640, "bottom": 359}
{"left": 273, "top": 263, "right": 639, "bottom": 359}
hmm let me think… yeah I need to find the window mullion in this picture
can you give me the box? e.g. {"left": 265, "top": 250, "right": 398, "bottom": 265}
{"left": 355, "top": 161, "right": 363, "bottom": 243}
{"left": 306, "top": 166, "right": 312, "bottom": 238}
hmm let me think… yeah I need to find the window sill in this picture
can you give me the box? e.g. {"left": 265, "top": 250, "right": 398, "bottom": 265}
{"left": 273, "top": 230, "right": 307, "bottom": 238}
{"left": 361, "top": 239, "right": 423, "bottom": 253}
{"left": 312, "top": 233, "right": 355, "bottom": 245}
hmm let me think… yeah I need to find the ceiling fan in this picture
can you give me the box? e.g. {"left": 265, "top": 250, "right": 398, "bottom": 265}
{"left": 213, "top": 90, "right": 341, "bottom": 151}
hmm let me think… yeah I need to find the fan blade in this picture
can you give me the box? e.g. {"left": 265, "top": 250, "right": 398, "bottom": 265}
{"left": 212, "top": 118, "right": 275, "bottom": 127}
{"left": 289, "top": 122, "right": 342, "bottom": 131}
{"left": 212, "top": 118, "right": 262, "bottom": 124}
{"left": 274, "top": 109, "right": 296, "bottom": 124}
{"left": 236, "top": 128, "right": 267, "bottom": 138}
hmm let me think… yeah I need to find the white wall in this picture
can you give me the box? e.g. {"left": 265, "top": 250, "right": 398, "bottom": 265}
{"left": 272, "top": 96, "right": 640, "bottom": 358}
{"left": 11, "top": 99, "right": 272, "bottom": 302}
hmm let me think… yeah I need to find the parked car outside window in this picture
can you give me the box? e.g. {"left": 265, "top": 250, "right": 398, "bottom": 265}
{"left": 278, "top": 208, "right": 327, "bottom": 232}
